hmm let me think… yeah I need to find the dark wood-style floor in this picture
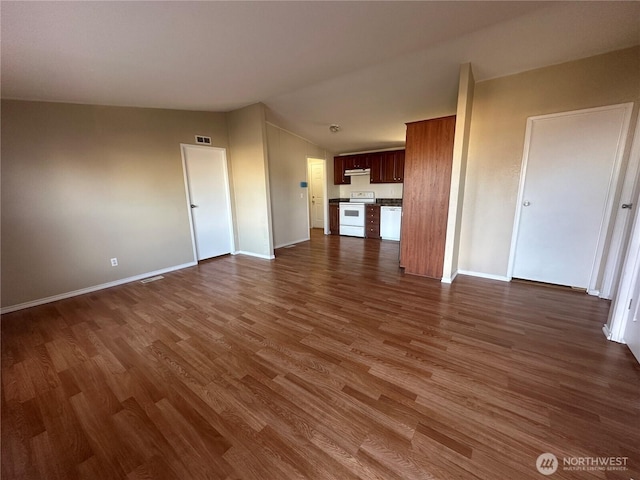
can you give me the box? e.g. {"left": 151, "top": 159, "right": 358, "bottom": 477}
{"left": 2, "top": 230, "right": 639, "bottom": 480}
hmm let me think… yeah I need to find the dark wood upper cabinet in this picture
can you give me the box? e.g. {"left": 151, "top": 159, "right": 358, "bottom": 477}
{"left": 368, "top": 152, "right": 385, "bottom": 183}
{"left": 334, "top": 149, "right": 404, "bottom": 185}
{"left": 370, "top": 150, "right": 405, "bottom": 184}
{"left": 399, "top": 116, "right": 456, "bottom": 279}
{"left": 350, "top": 154, "right": 370, "bottom": 170}
{"left": 333, "top": 156, "right": 351, "bottom": 185}
{"left": 390, "top": 150, "right": 405, "bottom": 183}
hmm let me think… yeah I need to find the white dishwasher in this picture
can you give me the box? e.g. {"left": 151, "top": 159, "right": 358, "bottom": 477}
{"left": 380, "top": 206, "right": 402, "bottom": 241}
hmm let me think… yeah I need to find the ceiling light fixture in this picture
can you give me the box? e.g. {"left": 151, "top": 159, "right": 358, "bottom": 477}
{"left": 329, "top": 124, "right": 341, "bottom": 133}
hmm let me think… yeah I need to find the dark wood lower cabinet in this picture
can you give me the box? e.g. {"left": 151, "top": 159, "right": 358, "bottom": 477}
{"left": 329, "top": 204, "right": 340, "bottom": 235}
{"left": 365, "top": 204, "right": 380, "bottom": 239}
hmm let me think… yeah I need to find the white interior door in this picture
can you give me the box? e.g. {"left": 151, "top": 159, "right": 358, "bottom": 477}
{"left": 182, "top": 145, "right": 234, "bottom": 260}
{"left": 511, "top": 105, "right": 630, "bottom": 289}
{"left": 623, "top": 264, "right": 640, "bottom": 363}
{"left": 309, "top": 161, "right": 325, "bottom": 229}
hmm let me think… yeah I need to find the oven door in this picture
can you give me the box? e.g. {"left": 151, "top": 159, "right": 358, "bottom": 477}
{"left": 339, "top": 203, "right": 364, "bottom": 227}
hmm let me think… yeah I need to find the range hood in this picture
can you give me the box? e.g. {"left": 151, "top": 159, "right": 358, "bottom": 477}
{"left": 344, "top": 168, "right": 371, "bottom": 176}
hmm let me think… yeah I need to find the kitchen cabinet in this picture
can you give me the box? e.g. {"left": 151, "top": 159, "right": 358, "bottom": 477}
{"left": 333, "top": 157, "right": 351, "bottom": 185}
{"left": 368, "top": 152, "right": 384, "bottom": 183}
{"left": 389, "top": 150, "right": 405, "bottom": 183}
{"left": 370, "top": 150, "right": 405, "bottom": 184}
{"left": 400, "top": 116, "right": 456, "bottom": 279}
{"left": 329, "top": 204, "right": 340, "bottom": 235}
{"left": 348, "top": 154, "right": 370, "bottom": 170}
{"left": 334, "top": 150, "right": 400, "bottom": 185}
{"left": 365, "top": 204, "right": 380, "bottom": 239}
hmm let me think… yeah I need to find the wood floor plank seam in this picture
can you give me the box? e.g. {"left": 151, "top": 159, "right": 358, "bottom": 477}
{"left": 2, "top": 230, "right": 638, "bottom": 479}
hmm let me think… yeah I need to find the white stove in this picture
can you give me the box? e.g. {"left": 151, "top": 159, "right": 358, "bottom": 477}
{"left": 339, "top": 192, "right": 375, "bottom": 237}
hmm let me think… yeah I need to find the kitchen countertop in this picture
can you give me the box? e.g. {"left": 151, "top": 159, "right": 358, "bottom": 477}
{"left": 329, "top": 198, "right": 402, "bottom": 206}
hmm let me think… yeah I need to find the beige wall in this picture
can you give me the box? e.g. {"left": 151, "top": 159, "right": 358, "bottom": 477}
{"left": 266, "top": 123, "right": 327, "bottom": 248}
{"left": 227, "top": 103, "right": 274, "bottom": 258}
{"left": 326, "top": 152, "right": 340, "bottom": 200}
{"left": 459, "top": 47, "right": 640, "bottom": 278}
{"left": 442, "top": 63, "right": 475, "bottom": 282}
{"left": 1, "top": 100, "right": 229, "bottom": 308}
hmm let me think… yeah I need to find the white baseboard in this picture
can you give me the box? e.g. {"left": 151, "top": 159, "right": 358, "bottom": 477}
{"left": 603, "top": 323, "right": 626, "bottom": 344}
{"left": 236, "top": 251, "right": 275, "bottom": 260}
{"left": 1, "top": 262, "right": 197, "bottom": 315}
{"left": 441, "top": 271, "right": 458, "bottom": 284}
{"left": 457, "top": 270, "right": 510, "bottom": 282}
{"left": 602, "top": 324, "right": 612, "bottom": 340}
{"left": 274, "top": 237, "right": 309, "bottom": 249}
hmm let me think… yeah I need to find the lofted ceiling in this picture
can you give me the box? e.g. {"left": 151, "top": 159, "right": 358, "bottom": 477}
{"left": 2, "top": 1, "right": 639, "bottom": 153}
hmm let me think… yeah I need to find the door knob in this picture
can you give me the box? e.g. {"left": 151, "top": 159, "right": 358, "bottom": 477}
{"left": 622, "top": 203, "right": 633, "bottom": 209}
{"left": 523, "top": 201, "right": 531, "bottom": 207}
{"left": 190, "top": 204, "right": 198, "bottom": 208}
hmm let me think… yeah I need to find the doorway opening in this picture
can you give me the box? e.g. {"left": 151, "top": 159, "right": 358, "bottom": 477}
{"left": 307, "top": 158, "right": 327, "bottom": 234}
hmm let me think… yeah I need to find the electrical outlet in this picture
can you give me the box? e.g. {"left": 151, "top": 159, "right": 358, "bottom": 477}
{"left": 110, "top": 258, "right": 118, "bottom": 267}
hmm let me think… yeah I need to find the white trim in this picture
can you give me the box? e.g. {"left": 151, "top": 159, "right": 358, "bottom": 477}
{"left": 587, "top": 104, "right": 633, "bottom": 294}
{"left": 457, "top": 270, "right": 510, "bottom": 282}
{"left": 587, "top": 289, "right": 601, "bottom": 297}
{"left": 180, "top": 144, "right": 236, "bottom": 262}
{"left": 180, "top": 145, "right": 199, "bottom": 263}
{"left": 274, "top": 238, "right": 310, "bottom": 249}
{"left": 306, "top": 160, "right": 312, "bottom": 230}
{"left": 0, "top": 262, "right": 197, "bottom": 314}
{"left": 236, "top": 251, "right": 276, "bottom": 260}
{"left": 307, "top": 157, "right": 328, "bottom": 234}
{"left": 441, "top": 271, "right": 458, "bottom": 284}
{"left": 602, "top": 323, "right": 613, "bottom": 341}
{"left": 507, "top": 103, "right": 633, "bottom": 292}
{"left": 608, "top": 181, "right": 640, "bottom": 343}
{"left": 506, "top": 115, "right": 535, "bottom": 281}
{"left": 600, "top": 113, "right": 640, "bottom": 299}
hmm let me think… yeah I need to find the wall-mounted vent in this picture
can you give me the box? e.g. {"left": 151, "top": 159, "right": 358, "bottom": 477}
{"left": 195, "top": 135, "right": 212, "bottom": 145}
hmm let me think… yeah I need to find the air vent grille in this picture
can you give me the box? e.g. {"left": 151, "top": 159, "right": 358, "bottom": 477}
{"left": 140, "top": 275, "right": 164, "bottom": 284}
{"left": 195, "top": 135, "right": 212, "bottom": 145}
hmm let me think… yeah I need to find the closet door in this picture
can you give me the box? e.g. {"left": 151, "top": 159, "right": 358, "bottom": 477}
{"left": 182, "top": 145, "right": 234, "bottom": 260}
{"left": 511, "top": 105, "right": 631, "bottom": 289}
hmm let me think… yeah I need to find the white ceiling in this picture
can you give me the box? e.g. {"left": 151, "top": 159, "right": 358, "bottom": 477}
{"left": 2, "top": 1, "right": 639, "bottom": 153}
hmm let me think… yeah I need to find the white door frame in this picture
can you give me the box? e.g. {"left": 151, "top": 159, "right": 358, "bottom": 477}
{"left": 607, "top": 183, "right": 640, "bottom": 343}
{"left": 507, "top": 103, "right": 633, "bottom": 294}
{"left": 180, "top": 144, "right": 236, "bottom": 262}
{"left": 607, "top": 113, "right": 640, "bottom": 343}
{"left": 307, "top": 157, "right": 329, "bottom": 235}
{"left": 600, "top": 113, "right": 640, "bottom": 299}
